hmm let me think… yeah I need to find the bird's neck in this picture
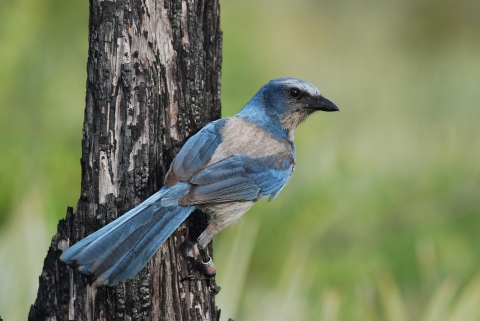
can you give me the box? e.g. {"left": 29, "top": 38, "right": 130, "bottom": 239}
{"left": 236, "top": 105, "right": 294, "bottom": 144}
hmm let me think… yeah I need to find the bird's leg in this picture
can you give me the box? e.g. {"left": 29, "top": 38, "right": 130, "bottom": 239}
{"left": 193, "top": 243, "right": 221, "bottom": 295}
{"left": 179, "top": 240, "right": 221, "bottom": 294}
{"left": 195, "top": 202, "right": 254, "bottom": 287}
{"left": 197, "top": 243, "right": 217, "bottom": 278}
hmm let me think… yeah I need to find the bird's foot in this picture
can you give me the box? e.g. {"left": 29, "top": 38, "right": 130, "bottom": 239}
{"left": 198, "top": 244, "right": 221, "bottom": 293}
{"left": 197, "top": 244, "right": 217, "bottom": 278}
{"left": 181, "top": 244, "right": 221, "bottom": 295}
{"left": 209, "top": 278, "right": 221, "bottom": 295}
{"left": 181, "top": 274, "right": 221, "bottom": 295}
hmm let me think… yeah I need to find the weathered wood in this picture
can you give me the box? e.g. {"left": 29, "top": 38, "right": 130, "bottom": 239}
{"left": 29, "top": 0, "right": 222, "bottom": 320}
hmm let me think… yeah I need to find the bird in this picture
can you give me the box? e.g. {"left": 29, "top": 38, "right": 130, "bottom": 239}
{"left": 60, "top": 77, "right": 339, "bottom": 286}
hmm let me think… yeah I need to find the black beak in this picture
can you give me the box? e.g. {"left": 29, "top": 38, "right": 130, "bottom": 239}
{"left": 306, "top": 96, "right": 339, "bottom": 112}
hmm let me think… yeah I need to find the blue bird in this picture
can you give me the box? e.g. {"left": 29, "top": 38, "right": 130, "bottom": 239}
{"left": 60, "top": 78, "right": 339, "bottom": 286}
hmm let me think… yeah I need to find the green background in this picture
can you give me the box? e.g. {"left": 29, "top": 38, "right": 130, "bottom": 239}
{"left": 1, "top": 0, "right": 479, "bottom": 320}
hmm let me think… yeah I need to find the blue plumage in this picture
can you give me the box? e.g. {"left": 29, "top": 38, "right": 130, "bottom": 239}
{"left": 60, "top": 78, "right": 338, "bottom": 286}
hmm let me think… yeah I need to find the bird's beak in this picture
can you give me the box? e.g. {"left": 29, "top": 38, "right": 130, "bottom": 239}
{"left": 305, "top": 97, "right": 339, "bottom": 112}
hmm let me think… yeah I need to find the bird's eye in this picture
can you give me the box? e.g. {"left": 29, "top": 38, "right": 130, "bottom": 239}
{"left": 289, "top": 88, "right": 301, "bottom": 98}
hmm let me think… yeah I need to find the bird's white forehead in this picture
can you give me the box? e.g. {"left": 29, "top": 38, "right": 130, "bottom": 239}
{"left": 278, "top": 78, "right": 321, "bottom": 97}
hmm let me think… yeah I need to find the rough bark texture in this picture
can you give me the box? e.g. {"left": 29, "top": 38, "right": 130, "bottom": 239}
{"left": 29, "top": 0, "right": 222, "bottom": 320}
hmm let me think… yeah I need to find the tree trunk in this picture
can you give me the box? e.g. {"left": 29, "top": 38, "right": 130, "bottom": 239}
{"left": 29, "top": 0, "right": 222, "bottom": 320}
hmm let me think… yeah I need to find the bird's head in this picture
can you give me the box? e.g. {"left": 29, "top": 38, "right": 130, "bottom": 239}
{"left": 263, "top": 77, "right": 339, "bottom": 130}
{"left": 238, "top": 78, "right": 339, "bottom": 141}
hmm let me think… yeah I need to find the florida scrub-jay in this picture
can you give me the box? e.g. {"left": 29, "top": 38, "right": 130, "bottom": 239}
{"left": 60, "top": 78, "right": 339, "bottom": 286}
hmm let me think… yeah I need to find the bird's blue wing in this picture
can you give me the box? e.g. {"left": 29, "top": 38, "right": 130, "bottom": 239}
{"left": 164, "top": 117, "right": 295, "bottom": 204}
{"left": 179, "top": 154, "right": 294, "bottom": 205}
{"left": 164, "top": 119, "right": 226, "bottom": 185}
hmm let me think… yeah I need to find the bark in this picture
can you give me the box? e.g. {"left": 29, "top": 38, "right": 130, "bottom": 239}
{"left": 29, "top": 0, "right": 222, "bottom": 320}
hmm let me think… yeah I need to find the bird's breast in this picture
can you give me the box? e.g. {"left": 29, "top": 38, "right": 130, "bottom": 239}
{"left": 207, "top": 117, "right": 294, "bottom": 167}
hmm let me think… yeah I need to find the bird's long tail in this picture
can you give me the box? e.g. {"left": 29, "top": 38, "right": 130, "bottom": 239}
{"left": 60, "top": 183, "right": 196, "bottom": 286}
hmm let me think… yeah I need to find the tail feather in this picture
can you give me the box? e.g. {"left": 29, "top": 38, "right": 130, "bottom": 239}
{"left": 83, "top": 205, "right": 162, "bottom": 276}
{"left": 97, "top": 205, "right": 194, "bottom": 285}
{"left": 60, "top": 183, "right": 196, "bottom": 286}
{"left": 72, "top": 204, "right": 159, "bottom": 267}
{"left": 60, "top": 188, "right": 172, "bottom": 263}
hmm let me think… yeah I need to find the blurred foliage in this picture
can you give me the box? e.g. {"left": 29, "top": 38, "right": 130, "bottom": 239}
{"left": 0, "top": 0, "right": 479, "bottom": 320}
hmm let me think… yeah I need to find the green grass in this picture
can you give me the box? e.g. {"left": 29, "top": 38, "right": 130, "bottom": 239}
{"left": 216, "top": 220, "right": 480, "bottom": 321}
{"left": 1, "top": 0, "right": 479, "bottom": 320}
